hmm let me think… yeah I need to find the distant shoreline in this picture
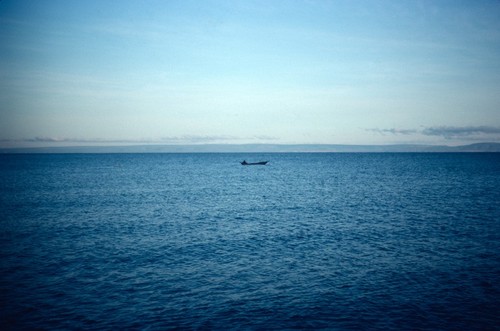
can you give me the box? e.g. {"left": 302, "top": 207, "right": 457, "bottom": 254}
{"left": 1, "top": 142, "right": 499, "bottom": 153}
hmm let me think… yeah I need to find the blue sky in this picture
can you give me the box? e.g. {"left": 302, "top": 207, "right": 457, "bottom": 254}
{"left": 1, "top": 0, "right": 500, "bottom": 147}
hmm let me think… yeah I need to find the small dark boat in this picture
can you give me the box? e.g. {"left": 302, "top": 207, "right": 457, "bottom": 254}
{"left": 241, "top": 160, "right": 268, "bottom": 166}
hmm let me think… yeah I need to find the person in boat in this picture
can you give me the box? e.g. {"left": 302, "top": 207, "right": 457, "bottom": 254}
{"left": 242, "top": 160, "right": 248, "bottom": 165}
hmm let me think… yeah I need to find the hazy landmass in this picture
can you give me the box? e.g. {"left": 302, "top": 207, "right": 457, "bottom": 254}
{"left": 1, "top": 143, "right": 499, "bottom": 154}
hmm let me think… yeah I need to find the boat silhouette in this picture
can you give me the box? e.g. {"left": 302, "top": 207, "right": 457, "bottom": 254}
{"left": 240, "top": 160, "right": 268, "bottom": 166}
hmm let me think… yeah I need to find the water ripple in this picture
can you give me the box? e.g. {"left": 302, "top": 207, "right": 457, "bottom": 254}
{"left": 1, "top": 153, "right": 499, "bottom": 330}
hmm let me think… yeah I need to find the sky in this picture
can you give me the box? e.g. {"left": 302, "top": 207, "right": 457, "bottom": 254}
{"left": 1, "top": 0, "right": 500, "bottom": 148}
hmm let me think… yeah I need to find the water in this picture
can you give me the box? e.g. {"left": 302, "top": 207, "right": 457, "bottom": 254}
{"left": 1, "top": 153, "right": 499, "bottom": 330}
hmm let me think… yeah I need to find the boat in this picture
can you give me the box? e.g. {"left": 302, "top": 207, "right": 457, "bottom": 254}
{"left": 241, "top": 160, "right": 268, "bottom": 165}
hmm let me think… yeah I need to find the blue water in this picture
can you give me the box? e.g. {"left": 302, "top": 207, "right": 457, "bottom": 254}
{"left": 1, "top": 153, "right": 499, "bottom": 330}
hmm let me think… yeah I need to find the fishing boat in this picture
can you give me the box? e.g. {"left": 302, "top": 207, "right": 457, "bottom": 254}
{"left": 241, "top": 160, "right": 268, "bottom": 165}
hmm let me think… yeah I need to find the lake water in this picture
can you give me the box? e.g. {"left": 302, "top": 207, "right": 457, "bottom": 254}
{"left": 1, "top": 153, "right": 499, "bottom": 330}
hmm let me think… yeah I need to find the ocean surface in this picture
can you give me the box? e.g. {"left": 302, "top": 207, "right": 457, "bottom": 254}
{"left": 1, "top": 153, "right": 499, "bottom": 330}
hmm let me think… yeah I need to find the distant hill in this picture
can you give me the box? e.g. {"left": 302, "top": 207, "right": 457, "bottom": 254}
{"left": 447, "top": 143, "right": 500, "bottom": 152}
{"left": 1, "top": 142, "right": 499, "bottom": 153}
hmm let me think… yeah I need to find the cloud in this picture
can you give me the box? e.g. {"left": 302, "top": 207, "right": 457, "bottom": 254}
{"left": 368, "top": 126, "right": 500, "bottom": 140}
{"left": 421, "top": 126, "right": 500, "bottom": 138}
{"left": 366, "top": 128, "right": 418, "bottom": 135}
{"left": 2, "top": 135, "right": 279, "bottom": 145}
{"left": 18, "top": 136, "right": 238, "bottom": 144}
{"left": 18, "top": 137, "right": 141, "bottom": 143}
{"left": 158, "top": 135, "right": 241, "bottom": 144}
{"left": 252, "top": 135, "right": 280, "bottom": 141}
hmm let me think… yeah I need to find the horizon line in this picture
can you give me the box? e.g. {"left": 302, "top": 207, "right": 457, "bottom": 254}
{"left": 1, "top": 142, "right": 499, "bottom": 154}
